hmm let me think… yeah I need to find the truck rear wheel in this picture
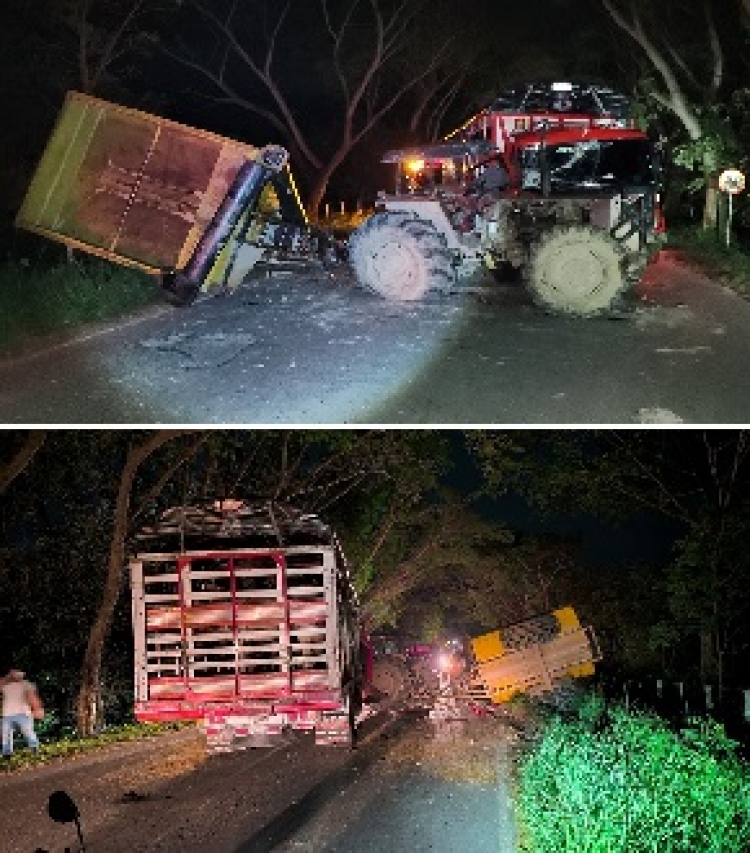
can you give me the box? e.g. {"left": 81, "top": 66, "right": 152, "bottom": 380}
{"left": 349, "top": 211, "right": 455, "bottom": 301}
{"left": 527, "top": 226, "right": 628, "bottom": 316}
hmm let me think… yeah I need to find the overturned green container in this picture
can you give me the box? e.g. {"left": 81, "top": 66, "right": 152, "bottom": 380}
{"left": 16, "top": 91, "right": 305, "bottom": 294}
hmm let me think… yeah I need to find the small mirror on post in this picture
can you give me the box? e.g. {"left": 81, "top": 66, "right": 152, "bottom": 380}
{"left": 47, "top": 790, "right": 79, "bottom": 824}
{"left": 47, "top": 790, "right": 85, "bottom": 851}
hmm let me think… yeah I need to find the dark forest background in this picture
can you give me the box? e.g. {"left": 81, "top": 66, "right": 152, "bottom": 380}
{"left": 1, "top": 429, "right": 748, "bottom": 734}
{"left": 2, "top": 0, "right": 750, "bottom": 230}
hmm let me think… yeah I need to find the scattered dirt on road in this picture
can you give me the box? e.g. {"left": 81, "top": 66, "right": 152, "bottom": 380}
{"left": 383, "top": 716, "right": 512, "bottom": 784}
{"left": 272, "top": 713, "right": 520, "bottom": 853}
{"left": 104, "top": 727, "right": 207, "bottom": 789}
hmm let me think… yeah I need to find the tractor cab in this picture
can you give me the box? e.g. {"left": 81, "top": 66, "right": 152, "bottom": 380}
{"left": 445, "top": 81, "right": 660, "bottom": 199}
{"left": 511, "top": 126, "right": 661, "bottom": 196}
{"left": 381, "top": 140, "right": 495, "bottom": 197}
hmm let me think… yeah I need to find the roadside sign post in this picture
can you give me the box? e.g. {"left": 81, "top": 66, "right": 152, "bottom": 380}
{"left": 718, "top": 169, "right": 746, "bottom": 247}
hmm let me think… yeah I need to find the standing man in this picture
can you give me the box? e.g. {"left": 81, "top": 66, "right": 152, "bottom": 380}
{"left": 1, "top": 668, "right": 42, "bottom": 757}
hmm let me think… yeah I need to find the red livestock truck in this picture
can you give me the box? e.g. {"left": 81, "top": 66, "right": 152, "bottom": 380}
{"left": 129, "top": 500, "right": 366, "bottom": 752}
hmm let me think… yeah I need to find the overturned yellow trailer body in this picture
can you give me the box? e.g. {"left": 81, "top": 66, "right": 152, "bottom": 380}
{"left": 16, "top": 92, "right": 306, "bottom": 302}
{"left": 471, "top": 606, "right": 601, "bottom": 703}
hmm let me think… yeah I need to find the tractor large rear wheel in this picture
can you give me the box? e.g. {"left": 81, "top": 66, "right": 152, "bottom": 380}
{"left": 527, "top": 225, "right": 628, "bottom": 316}
{"left": 349, "top": 211, "right": 455, "bottom": 301}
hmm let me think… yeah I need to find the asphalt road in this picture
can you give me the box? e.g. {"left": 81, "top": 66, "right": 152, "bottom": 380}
{"left": 0, "top": 658, "right": 410, "bottom": 853}
{"left": 0, "top": 710, "right": 518, "bottom": 853}
{"left": 0, "top": 717, "right": 381, "bottom": 853}
{"left": 270, "top": 714, "right": 518, "bottom": 853}
{"left": 1, "top": 251, "right": 749, "bottom": 424}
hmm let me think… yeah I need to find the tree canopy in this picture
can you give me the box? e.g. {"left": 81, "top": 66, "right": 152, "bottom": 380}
{"left": 2, "top": 429, "right": 749, "bottom": 734}
{"left": 7, "top": 0, "right": 747, "bottom": 224}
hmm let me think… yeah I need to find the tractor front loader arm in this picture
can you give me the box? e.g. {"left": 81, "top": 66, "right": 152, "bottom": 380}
{"left": 163, "top": 146, "right": 290, "bottom": 306}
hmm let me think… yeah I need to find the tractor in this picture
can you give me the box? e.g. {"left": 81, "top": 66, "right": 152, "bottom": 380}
{"left": 349, "top": 82, "right": 665, "bottom": 316}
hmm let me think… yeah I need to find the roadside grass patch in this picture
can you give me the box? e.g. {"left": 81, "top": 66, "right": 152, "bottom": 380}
{"left": 0, "top": 253, "right": 160, "bottom": 352}
{"left": 515, "top": 700, "right": 750, "bottom": 853}
{"left": 667, "top": 226, "right": 750, "bottom": 298}
{"left": 0, "top": 721, "right": 191, "bottom": 773}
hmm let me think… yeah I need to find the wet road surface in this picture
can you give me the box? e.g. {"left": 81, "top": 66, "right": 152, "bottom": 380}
{"left": 270, "top": 715, "right": 517, "bottom": 853}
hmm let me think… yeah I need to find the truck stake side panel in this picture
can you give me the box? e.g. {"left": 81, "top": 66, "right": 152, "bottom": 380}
{"left": 131, "top": 542, "right": 359, "bottom": 750}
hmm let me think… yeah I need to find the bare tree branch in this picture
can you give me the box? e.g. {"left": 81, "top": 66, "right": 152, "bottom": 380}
{"left": 601, "top": 0, "right": 723, "bottom": 229}
{"left": 161, "top": 39, "right": 291, "bottom": 138}
{"left": 90, "top": 0, "right": 145, "bottom": 92}
{"left": 0, "top": 432, "right": 46, "bottom": 494}
{"left": 704, "top": 0, "right": 723, "bottom": 101}
{"left": 68, "top": 0, "right": 154, "bottom": 94}
{"left": 602, "top": 0, "right": 702, "bottom": 138}
{"left": 168, "top": 0, "right": 462, "bottom": 215}
{"left": 130, "top": 432, "right": 209, "bottom": 527}
{"left": 181, "top": 0, "right": 323, "bottom": 170}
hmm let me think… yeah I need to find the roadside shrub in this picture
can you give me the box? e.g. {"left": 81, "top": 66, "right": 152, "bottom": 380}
{"left": 516, "top": 701, "right": 750, "bottom": 853}
{"left": 0, "top": 252, "right": 159, "bottom": 351}
{"left": 667, "top": 225, "right": 750, "bottom": 298}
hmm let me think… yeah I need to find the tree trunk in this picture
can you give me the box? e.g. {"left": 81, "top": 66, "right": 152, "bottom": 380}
{"left": 699, "top": 629, "right": 717, "bottom": 683}
{"left": 601, "top": 1, "right": 722, "bottom": 232}
{"left": 307, "top": 162, "right": 340, "bottom": 222}
{"left": 703, "top": 174, "right": 719, "bottom": 232}
{"left": 716, "top": 642, "right": 724, "bottom": 700}
{"left": 75, "top": 431, "right": 193, "bottom": 735}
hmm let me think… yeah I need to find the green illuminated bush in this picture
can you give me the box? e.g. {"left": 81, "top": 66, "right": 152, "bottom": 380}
{"left": 0, "top": 253, "right": 160, "bottom": 351}
{"left": 517, "top": 702, "right": 750, "bottom": 853}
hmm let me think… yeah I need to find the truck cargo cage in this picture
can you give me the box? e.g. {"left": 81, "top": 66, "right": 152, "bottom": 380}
{"left": 134, "top": 500, "right": 335, "bottom": 551}
{"left": 130, "top": 500, "right": 362, "bottom": 752}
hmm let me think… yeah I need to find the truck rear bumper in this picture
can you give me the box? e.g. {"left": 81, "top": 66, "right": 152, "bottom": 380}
{"left": 135, "top": 696, "right": 354, "bottom": 751}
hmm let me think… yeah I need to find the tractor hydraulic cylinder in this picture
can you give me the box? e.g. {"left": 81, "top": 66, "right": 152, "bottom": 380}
{"left": 179, "top": 145, "right": 289, "bottom": 289}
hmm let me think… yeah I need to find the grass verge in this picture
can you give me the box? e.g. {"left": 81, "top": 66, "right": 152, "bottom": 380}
{"left": 0, "top": 721, "right": 191, "bottom": 773}
{"left": 666, "top": 227, "right": 750, "bottom": 299}
{"left": 0, "top": 252, "right": 162, "bottom": 354}
{"left": 515, "top": 699, "right": 750, "bottom": 853}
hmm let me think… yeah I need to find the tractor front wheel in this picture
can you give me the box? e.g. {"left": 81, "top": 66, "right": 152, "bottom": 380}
{"left": 527, "top": 226, "right": 628, "bottom": 316}
{"left": 349, "top": 211, "right": 455, "bottom": 301}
